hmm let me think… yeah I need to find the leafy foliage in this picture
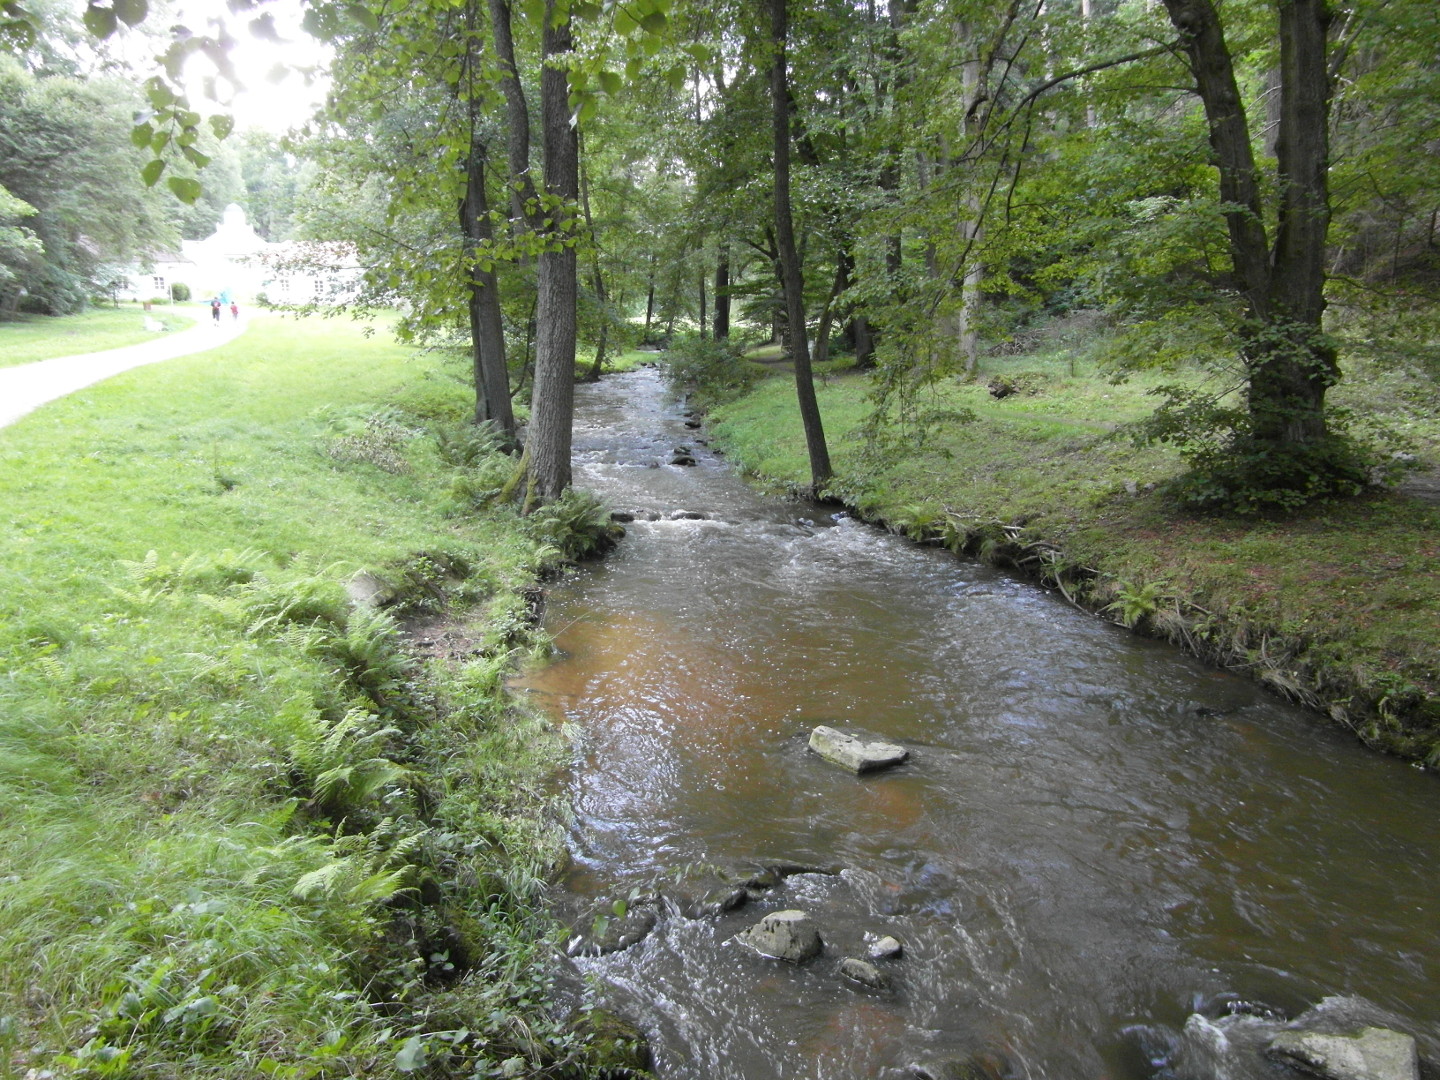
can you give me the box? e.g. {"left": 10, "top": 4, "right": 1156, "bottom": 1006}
{"left": 660, "top": 333, "right": 760, "bottom": 406}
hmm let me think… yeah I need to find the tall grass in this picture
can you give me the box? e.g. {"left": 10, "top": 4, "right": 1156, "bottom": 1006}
{"left": 0, "top": 313, "right": 637, "bottom": 1078}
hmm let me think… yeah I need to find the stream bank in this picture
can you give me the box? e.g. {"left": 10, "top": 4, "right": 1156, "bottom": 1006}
{"left": 704, "top": 368, "right": 1440, "bottom": 767}
{"left": 519, "top": 366, "right": 1440, "bottom": 1080}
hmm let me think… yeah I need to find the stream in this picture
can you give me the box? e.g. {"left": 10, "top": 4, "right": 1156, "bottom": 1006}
{"left": 512, "top": 367, "right": 1439, "bottom": 1080}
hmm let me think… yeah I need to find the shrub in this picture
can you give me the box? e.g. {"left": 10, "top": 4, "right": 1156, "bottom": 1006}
{"left": 170, "top": 282, "right": 191, "bottom": 302}
{"left": 660, "top": 334, "right": 760, "bottom": 407}
{"left": 1129, "top": 385, "right": 1387, "bottom": 514}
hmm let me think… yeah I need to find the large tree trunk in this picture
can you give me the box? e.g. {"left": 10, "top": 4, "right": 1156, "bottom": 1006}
{"left": 459, "top": 137, "right": 517, "bottom": 443}
{"left": 526, "top": 0, "right": 578, "bottom": 501}
{"left": 713, "top": 244, "right": 731, "bottom": 340}
{"left": 769, "top": 0, "right": 832, "bottom": 491}
{"left": 1162, "top": 0, "right": 1337, "bottom": 451}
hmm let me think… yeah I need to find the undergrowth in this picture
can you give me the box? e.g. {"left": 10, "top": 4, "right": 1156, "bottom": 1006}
{"left": 0, "top": 315, "right": 645, "bottom": 1079}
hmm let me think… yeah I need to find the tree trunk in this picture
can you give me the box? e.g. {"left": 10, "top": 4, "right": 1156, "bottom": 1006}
{"left": 526, "top": 0, "right": 578, "bottom": 501}
{"left": 813, "top": 253, "right": 850, "bottom": 365}
{"left": 769, "top": 0, "right": 832, "bottom": 491}
{"left": 713, "top": 244, "right": 731, "bottom": 340}
{"left": 579, "top": 145, "right": 609, "bottom": 383}
{"left": 852, "top": 313, "right": 876, "bottom": 368}
{"left": 488, "top": 0, "right": 540, "bottom": 230}
{"left": 459, "top": 137, "right": 517, "bottom": 443}
{"left": 698, "top": 266, "right": 707, "bottom": 338}
{"left": 1162, "top": 0, "right": 1337, "bottom": 451}
{"left": 644, "top": 255, "right": 656, "bottom": 339}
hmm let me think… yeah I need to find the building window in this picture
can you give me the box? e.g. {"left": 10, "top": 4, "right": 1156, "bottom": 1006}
{"left": 152, "top": 275, "right": 166, "bottom": 292}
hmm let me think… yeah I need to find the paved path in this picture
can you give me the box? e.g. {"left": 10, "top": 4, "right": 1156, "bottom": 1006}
{"left": 0, "top": 316, "right": 248, "bottom": 429}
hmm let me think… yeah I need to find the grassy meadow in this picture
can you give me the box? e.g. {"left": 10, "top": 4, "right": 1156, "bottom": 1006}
{"left": 0, "top": 313, "right": 640, "bottom": 1079}
{"left": 0, "top": 305, "right": 198, "bottom": 367}
{"left": 705, "top": 329, "right": 1440, "bottom": 764}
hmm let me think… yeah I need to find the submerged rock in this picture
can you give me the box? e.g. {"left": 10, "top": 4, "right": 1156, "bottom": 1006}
{"left": 808, "top": 725, "right": 909, "bottom": 773}
{"left": 1125, "top": 994, "right": 1428, "bottom": 1080}
{"left": 735, "top": 909, "right": 822, "bottom": 963}
{"left": 1267, "top": 1028, "right": 1419, "bottom": 1080}
{"left": 908, "top": 1052, "right": 1008, "bottom": 1080}
{"left": 839, "top": 956, "right": 888, "bottom": 988}
{"left": 567, "top": 896, "right": 660, "bottom": 956}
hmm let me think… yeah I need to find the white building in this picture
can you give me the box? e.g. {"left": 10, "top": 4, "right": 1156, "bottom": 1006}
{"left": 120, "top": 204, "right": 357, "bottom": 307}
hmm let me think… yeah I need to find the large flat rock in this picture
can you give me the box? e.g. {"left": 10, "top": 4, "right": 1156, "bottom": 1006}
{"left": 808, "top": 725, "right": 909, "bottom": 773}
{"left": 1268, "top": 1027, "right": 1419, "bottom": 1080}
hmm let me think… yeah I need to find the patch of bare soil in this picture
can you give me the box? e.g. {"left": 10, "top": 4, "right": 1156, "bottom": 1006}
{"left": 401, "top": 613, "right": 490, "bottom": 664}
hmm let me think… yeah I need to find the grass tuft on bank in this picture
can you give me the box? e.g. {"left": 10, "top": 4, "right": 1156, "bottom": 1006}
{"left": 702, "top": 331, "right": 1440, "bottom": 766}
{"left": 0, "top": 313, "right": 642, "bottom": 1079}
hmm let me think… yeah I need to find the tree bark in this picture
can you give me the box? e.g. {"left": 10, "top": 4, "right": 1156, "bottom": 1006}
{"left": 1162, "top": 0, "right": 1337, "bottom": 452}
{"left": 527, "top": 0, "right": 578, "bottom": 500}
{"left": 459, "top": 137, "right": 517, "bottom": 442}
{"left": 643, "top": 254, "right": 656, "bottom": 339}
{"left": 769, "top": 0, "right": 832, "bottom": 491}
{"left": 713, "top": 244, "right": 731, "bottom": 340}
{"left": 579, "top": 145, "right": 609, "bottom": 383}
{"left": 489, "top": 0, "right": 541, "bottom": 230}
{"left": 698, "top": 265, "right": 707, "bottom": 338}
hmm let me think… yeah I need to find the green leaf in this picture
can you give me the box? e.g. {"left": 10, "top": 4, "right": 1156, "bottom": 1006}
{"left": 394, "top": 1036, "right": 427, "bottom": 1073}
{"left": 208, "top": 114, "right": 234, "bottom": 140}
{"left": 167, "top": 176, "right": 202, "bottom": 204}
{"left": 181, "top": 144, "right": 211, "bottom": 168}
{"left": 82, "top": 3, "right": 117, "bottom": 39}
{"left": 664, "top": 62, "right": 685, "bottom": 90}
{"left": 613, "top": 6, "right": 635, "bottom": 34}
{"left": 639, "top": 9, "right": 665, "bottom": 32}
{"left": 140, "top": 158, "right": 165, "bottom": 187}
{"left": 130, "top": 122, "right": 154, "bottom": 149}
{"left": 520, "top": 0, "right": 543, "bottom": 27}
{"left": 113, "top": 0, "right": 145, "bottom": 27}
{"left": 144, "top": 77, "right": 174, "bottom": 109}
{"left": 346, "top": 2, "right": 378, "bottom": 31}
{"left": 598, "top": 70, "right": 621, "bottom": 95}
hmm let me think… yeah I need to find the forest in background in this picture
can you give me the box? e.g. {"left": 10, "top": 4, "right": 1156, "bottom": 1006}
{"left": 3, "top": 0, "right": 1438, "bottom": 512}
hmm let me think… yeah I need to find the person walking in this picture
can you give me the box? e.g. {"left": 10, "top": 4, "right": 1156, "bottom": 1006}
{"left": 229, "top": 301, "right": 239, "bottom": 321}
{"left": 210, "top": 298, "right": 222, "bottom": 325}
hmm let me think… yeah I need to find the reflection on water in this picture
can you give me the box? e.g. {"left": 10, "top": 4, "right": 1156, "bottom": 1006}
{"left": 514, "top": 368, "right": 1440, "bottom": 1079}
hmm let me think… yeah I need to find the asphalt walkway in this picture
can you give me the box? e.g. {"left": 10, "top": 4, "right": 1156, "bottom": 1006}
{"left": 0, "top": 315, "right": 248, "bottom": 429}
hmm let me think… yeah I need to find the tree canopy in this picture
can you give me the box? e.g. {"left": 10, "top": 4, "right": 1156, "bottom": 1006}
{"left": 6, "top": 0, "right": 1439, "bottom": 510}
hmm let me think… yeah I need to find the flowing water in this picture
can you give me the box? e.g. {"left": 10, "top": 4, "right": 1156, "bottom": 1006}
{"left": 513, "top": 368, "right": 1439, "bottom": 1080}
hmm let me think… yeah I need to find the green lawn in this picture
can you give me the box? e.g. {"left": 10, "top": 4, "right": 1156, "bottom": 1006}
{"left": 0, "top": 304, "right": 197, "bottom": 367}
{"left": 0, "top": 314, "right": 633, "bottom": 1078}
